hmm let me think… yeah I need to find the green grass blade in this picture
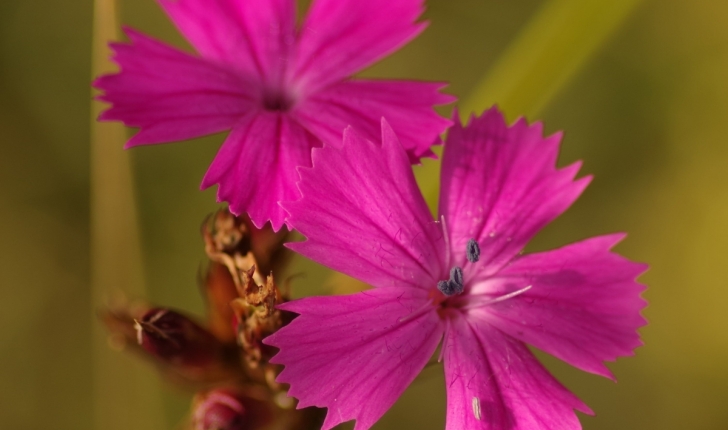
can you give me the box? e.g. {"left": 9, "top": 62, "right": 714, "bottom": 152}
{"left": 419, "top": 0, "right": 645, "bottom": 206}
{"left": 90, "top": 1, "right": 167, "bottom": 428}
{"left": 463, "top": 0, "right": 643, "bottom": 120}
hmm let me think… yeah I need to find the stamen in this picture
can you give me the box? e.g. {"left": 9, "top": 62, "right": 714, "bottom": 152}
{"left": 450, "top": 266, "right": 464, "bottom": 289}
{"left": 440, "top": 215, "right": 451, "bottom": 267}
{"left": 466, "top": 238, "right": 480, "bottom": 263}
{"left": 398, "top": 299, "right": 436, "bottom": 323}
{"left": 438, "top": 266, "right": 465, "bottom": 296}
{"left": 437, "top": 280, "right": 457, "bottom": 296}
{"left": 438, "top": 319, "right": 452, "bottom": 362}
{"left": 460, "top": 285, "right": 532, "bottom": 310}
{"left": 472, "top": 397, "right": 482, "bottom": 421}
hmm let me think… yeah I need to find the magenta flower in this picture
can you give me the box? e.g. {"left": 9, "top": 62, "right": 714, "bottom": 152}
{"left": 264, "top": 108, "right": 647, "bottom": 429}
{"left": 94, "top": 0, "right": 453, "bottom": 230}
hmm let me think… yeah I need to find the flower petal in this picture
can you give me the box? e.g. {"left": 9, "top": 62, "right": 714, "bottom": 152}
{"left": 439, "top": 107, "right": 591, "bottom": 274}
{"left": 443, "top": 316, "right": 591, "bottom": 430}
{"left": 282, "top": 120, "right": 445, "bottom": 289}
{"left": 201, "top": 112, "right": 320, "bottom": 231}
{"left": 265, "top": 287, "right": 443, "bottom": 430}
{"left": 476, "top": 234, "right": 648, "bottom": 379}
{"left": 294, "top": 79, "right": 454, "bottom": 162}
{"left": 293, "top": 0, "right": 427, "bottom": 93}
{"left": 157, "top": 0, "right": 296, "bottom": 82}
{"left": 94, "top": 28, "right": 255, "bottom": 147}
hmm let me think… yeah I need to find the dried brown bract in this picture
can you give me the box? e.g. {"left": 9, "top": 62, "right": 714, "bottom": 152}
{"left": 231, "top": 266, "right": 286, "bottom": 370}
{"left": 202, "top": 209, "right": 290, "bottom": 281}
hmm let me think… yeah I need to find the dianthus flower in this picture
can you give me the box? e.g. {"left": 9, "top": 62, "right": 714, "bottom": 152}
{"left": 265, "top": 108, "right": 647, "bottom": 429}
{"left": 93, "top": 0, "right": 453, "bottom": 230}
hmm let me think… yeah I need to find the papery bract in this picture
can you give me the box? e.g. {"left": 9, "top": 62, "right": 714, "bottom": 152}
{"left": 94, "top": 0, "right": 454, "bottom": 230}
{"left": 265, "top": 108, "right": 647, "bottom": 429}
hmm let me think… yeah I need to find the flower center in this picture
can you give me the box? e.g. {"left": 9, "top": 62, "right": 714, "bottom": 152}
{"left": 262, "top": 88, "right": 294, "bottom": 112}
{"left": 437, "top": 238, "right": 480, "bottom": 297}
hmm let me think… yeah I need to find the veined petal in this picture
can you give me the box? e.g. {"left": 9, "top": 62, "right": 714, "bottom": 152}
{"left": 293, "top": 0, "right": 427, "bottom": 93}
{"left": 439, "top": 107, "right": 590, "bottom": 274}
{"left": 282, "top": 120, "right": 446, "bottom": 289}
{"left": 265, "top": 287, "right": 443, "bottom": 430}
{"left": 294, "top": 79, "right": 454, "bottom": 163}
{"left": 201, "top": 111, "right": 319, "bottom": 231}
{"left": 158, "top": 0, "right": 296, "bottom": 83}
{"left": 476, "top": 234, "right": 647, "bottom": 379}
{"left": 95, "top": 28, "right": 255, "bottom": 147}
{"left": 443, "top": 316, "right": 591, "bottom": 430}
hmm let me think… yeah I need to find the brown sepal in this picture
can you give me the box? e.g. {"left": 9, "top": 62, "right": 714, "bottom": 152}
{"left": 202, "top": 261, "right": 240, "bottom": 344}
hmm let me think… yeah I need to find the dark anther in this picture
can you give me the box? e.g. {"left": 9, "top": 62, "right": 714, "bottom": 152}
{"left": 466, "top": 238, "right": 480, "bottom": 263}
{"left": 438, "top": 266, "right": 465, "bottom": 296}
{"left": 450, "top": 266, "right": 464, "bottom": 289}
{"left": 438, "top": 280, "right": 462, "bottom": 296}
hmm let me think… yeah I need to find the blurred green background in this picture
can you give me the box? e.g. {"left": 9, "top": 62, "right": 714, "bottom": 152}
{"left": 2, "top": 0, "right": 727, "bottom": 428}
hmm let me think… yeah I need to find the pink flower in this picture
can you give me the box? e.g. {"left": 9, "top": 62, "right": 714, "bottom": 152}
{"left": 94, "top": 0, "right": 454, "bottom": 230}
{"left": 264, "top": 108, "right": 647, "bottom": 429}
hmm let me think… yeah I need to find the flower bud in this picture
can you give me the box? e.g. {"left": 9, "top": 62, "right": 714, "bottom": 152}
{"left": 135, "top": 308, "right": 223, "bottom": 368}
{"left": 192, "top": 390, "right": 269, "bottom": 430}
